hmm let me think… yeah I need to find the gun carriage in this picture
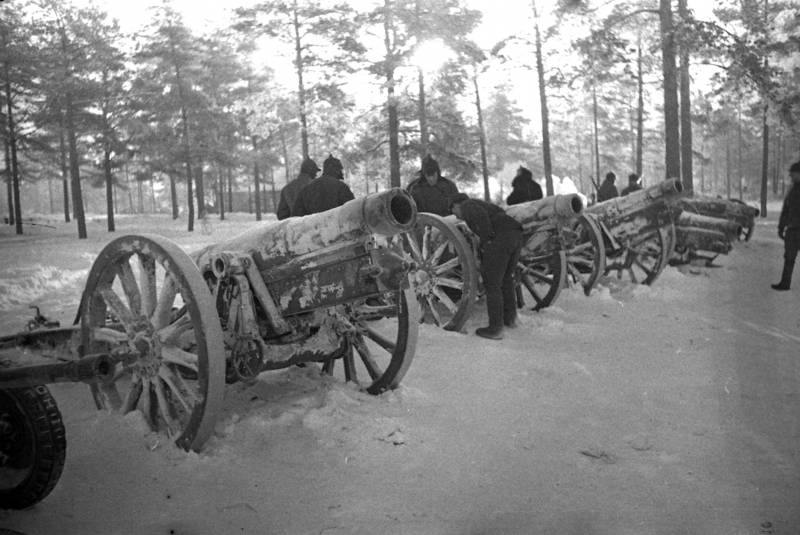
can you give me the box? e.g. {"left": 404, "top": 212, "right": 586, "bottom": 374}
{"left": 584, "top": 178, "right": 686, "bottom": 285}
{"left": 670, "top": 211, "right": 742, "bottom": 265}
{"left": 396, "top": 193, "right": 603, "bottom": 332}
{"left": 0, "top": 188, "right": 418, "bottom": 509}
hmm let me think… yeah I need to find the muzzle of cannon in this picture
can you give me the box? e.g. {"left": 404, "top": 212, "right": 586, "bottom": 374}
{"left": 677, "top": 195, "right": 758, "bottom": 241}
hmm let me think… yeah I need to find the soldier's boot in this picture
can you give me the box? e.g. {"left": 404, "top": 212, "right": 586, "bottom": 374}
{"left": 771, "top": 261, "right": 793, "bottom": 291}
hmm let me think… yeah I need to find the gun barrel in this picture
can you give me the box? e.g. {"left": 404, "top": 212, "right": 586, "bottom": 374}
{"left": 676, "top": 212, "right": 742, "bottom": 241}
{"left": 505, "top": 194, "right": 584, "bottom": 230}
{"left": 195, "top": 188, "right": 417, "bottom": 271}
{"left": 586, "top": 178, "right": 684, "bottom": 228}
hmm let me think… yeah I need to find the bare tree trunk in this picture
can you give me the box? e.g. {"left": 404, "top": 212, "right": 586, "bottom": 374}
{"left": 169, "top": 174, "right": 178, "bottom": 218}
{"left": 659, "top": 0, "right": 681, "bottom": 179}
{"left": 636, "top": 32, "right": 644, "bottom": 177}
{"left": 592, "top": 85, "right": 600, "bottom": 188}
{"left": 4, "top": 136, "right": 13, "bottom": 226}
{"left": 383, "top": 0, "right": 401, "bottom": 187}
{"left": 725, "top": 134, "right": 731, "bottom": 199}
{"left": 737, "top": 104, "right": 743, "bottom": 199}
{"left": 217, "top": 165, "right": 225, "bottom": 220}
{"left": 678, "top": 0, "right": 693, "bottom": 189}
{"left": 292, "top": 5, "right": 309, "bottom": 159}
{"left": 195, "top": 156, "right": 205, "bottom": 220}
{"left": 760, "top": 104, "right": 769, "bottom": 216}
{"left": 473, "top": 71, "right": 490, "bottom": 202}
{"left": 251, "top": 136, "right": 262, "bottom": 221}
{"left": 58, "top": 116, "right": 70, "bottom": 222}
{"left": 227, "top": 166, "right": 233, "bottom": 213}
{"left": 65, "top": 96, "right": 87, "bottom": 239}
{"left": 104, "top": 145, "right": 115, "bottom": 232}
{"left": 532, "top": 0, "right": 553, "bottom": 196}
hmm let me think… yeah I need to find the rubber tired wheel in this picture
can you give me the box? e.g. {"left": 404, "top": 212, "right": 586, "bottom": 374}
{"left": 79, "top": 234, "right": 225, "bottom": 452}
{"left": 604, "top": 225, "right": 674, "bottom": 285}
{"left": 401, "top": 213, "right": 478, "bottom": 331}
{"left": 0, "top": 386, "right": 66, "bottom": 509}
{"left": 563, "top": 214, "right": 605, "bottom": 296}
{"left": 518, "top": 249, "right": 567, "bottom": 311}
{"left": 321, "top": 286, "right": 419, "bottom": 394}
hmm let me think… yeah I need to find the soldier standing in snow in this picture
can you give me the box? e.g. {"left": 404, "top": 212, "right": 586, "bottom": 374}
{"left": 277, "top": 157, "right": 320, "bottom": 220}
{"left": 406, "top": 155, "right": 460, "bottom": 216}
{"left": 449, "top": 193, "right": 523, "bottom": 340}
{"left": 506, "top": 166, "right": 543, "bottom": 206}
{"left": 620, "top": 173, "right": 643, "bottom": 196}
{"left": 596, "top": 172, "right": 619, "bottom": 202}
{"left": 292, "top": 154, "right": 355, "bottom": 217}
{"left": 772, "top": 160, "right": 800, "bottom": 291}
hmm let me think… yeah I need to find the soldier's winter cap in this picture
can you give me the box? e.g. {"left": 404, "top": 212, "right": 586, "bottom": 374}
{"left": 421, "top": 154, "right": 440, "bottom": 176}
{"left": 300, "top": 157, "right": 320, "bottom": 175}
{"left": 448, "top": 192, "right": 469, "bottom": 208}
{"left": 790, "top": 161, "right": 800, "bottom": 173}
{"left": 628, "top": 173, "right": 640, "bottom": 183}
{"left": 323, "top": 154, "right": 344, "bottom": 179}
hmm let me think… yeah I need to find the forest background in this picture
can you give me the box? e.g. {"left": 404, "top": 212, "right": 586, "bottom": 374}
{"left": 1, "top": 0, "right": 799, "bottom": 238}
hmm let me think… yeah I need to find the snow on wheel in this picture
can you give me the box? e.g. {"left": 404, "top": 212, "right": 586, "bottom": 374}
{"left": 321, "top": 287, "right": 419, "bottom": 395}
{"left": 518, "top": 250, "right": 567, "bottom": 311}
{"left": 400, "top": 213, "right": 478, "bottom": 332}
{"left": 604, "top": 224, "right": 674, "bottom": 285}
{"left": 563, "top": 214, "right": 605, "bottom": 296}
{"left": 79, "top": 234, "right": 225, "bottom": 452}
{"left": 0, "top": 385, "right": 66, "bottom": 510}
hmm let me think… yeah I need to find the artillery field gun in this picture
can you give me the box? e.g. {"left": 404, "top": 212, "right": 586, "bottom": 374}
{"left": 0, "top": 188, "right": 418, "bottom": 509}
{"left": 584, "top": 178, "right": 686, "bottom": 285}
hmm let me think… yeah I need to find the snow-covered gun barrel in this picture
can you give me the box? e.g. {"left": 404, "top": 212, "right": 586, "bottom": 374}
{"left": 584, "top": 178, "right": 686, "bottom": 285}
{"left": 676, "top": 195, "right": 759, "bottom": 241}
{"left": 670, "top": 208, "right": 744, "bottom": 265}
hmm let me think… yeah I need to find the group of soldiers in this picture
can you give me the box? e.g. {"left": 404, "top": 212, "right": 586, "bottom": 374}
{"left": 276, "top": 154, "right": 530, "bottom": 340}
{"left": 596, "top": 171, "right": 643, "bottom": 202}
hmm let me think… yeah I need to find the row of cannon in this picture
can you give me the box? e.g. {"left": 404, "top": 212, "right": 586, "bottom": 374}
{"left": 405, "top": 178, "right": 758, "bottom": 332}
{"left": 0, "top": 180, "right": 758, "bottom": 509}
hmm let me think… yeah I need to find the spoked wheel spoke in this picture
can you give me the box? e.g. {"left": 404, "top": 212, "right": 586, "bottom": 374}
{"left": 517, "top": 250, "right": 567, "bottom": 310}
{"left": 401, "top": 213, "right": 478, "bottom": 332}
{"left": 563, "top": 214, "right": 605, "bottom": 296}
{"left": 80, "top": 234, "right": 225, "bottom": 451}
{"left": 601, "top": 225, "right": 672, "bottom": 285}
{"left": 324, "top": 287, "right": 418, "bottom": 394}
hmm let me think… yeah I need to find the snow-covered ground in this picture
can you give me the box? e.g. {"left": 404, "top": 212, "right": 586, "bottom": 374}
{"left": 1, "top": 205, "right": 798, "bottom": 535}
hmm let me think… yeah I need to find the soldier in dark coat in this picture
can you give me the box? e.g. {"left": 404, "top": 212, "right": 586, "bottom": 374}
{"left": 292, "top": 154, "right": 355, "bottom": 217}
{"left": 277, "top": 158, "right": 320, "bottom": 220}
{"left": 406, "top": 155, "right": 460, "bottom": 216}
{"left": 506, "top": 166, "right": 543, "bottom": 206}
{"left": 596, "top": 172, "right": 619, "bottom": 202}
{"left": 620, "top": 173, "right": 643, "bottom": 196}
{"left": 449, "top": 193, "right": 523, "bottom": 340}
{"left": 772, "top": 160, "right": 800, "bottom": 290}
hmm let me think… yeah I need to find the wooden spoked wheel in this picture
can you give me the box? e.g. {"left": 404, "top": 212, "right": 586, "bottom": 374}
{"left": 400, "top": 213, "right": 478, "bottom": 332}
{"left": 518, "top": 250, "right": 567, "bottom": 311}
{"left": 604, "top": 225, "right": 674, "bottom": 285}
{"left": 321, "top": 287, "right": 419, "bottom": 394}
{"left": 80, "top": 234, "right": 225, "bottom": 452}
{"left": 563, "top": 214, "right": 605, "bottom": 296}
